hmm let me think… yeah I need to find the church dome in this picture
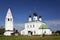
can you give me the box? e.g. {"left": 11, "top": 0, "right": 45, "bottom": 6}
{"left": 39, "top": 16, "right": 42, "bottom": 18}
{"left": 29, "top": 15, "right": 31, "bottom": 17}
{"left": 33, "top": 13, "right": 37, "bottom": 16}
{"left": 39, "top": 23, "right": 49, "bottom": 29}
{"left": 33, "top": 8, "right": 37, "bottom": 16}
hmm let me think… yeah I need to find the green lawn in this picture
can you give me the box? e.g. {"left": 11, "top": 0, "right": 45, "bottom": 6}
{"left": 0, "top": 35, "right": 60, "bottom": 40}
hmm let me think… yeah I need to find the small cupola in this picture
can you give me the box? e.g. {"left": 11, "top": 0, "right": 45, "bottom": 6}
{"left": 39, "top": 16, "right": 42, "bottom": 21}
{"left": 33, "top": 12, "right": 37, "bottom": 16}
{"left": 28, "top": 15, "right": 32, "bottom": 22}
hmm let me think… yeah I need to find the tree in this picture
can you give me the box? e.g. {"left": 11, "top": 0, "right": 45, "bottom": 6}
{"left": 0, "top": 28, "right": 5, "bottom": 35}
{"left": 55, "top": 30, "right": 60, "bottom": 35}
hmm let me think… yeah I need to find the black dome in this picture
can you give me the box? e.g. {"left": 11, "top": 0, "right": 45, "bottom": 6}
{"left": 33, "top": 13, "right": 37, "bottom": 16}
{"left": 39, "top": 16, "right": 42, "bottom": 18}
{"left": 29, "top": 15, "right": 31, "bottom": 17}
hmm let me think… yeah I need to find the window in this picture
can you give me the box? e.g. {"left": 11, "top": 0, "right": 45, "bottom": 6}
{"left": 33, "top": 25, "right": 34, "bottom": 27}
{"left": 27, "top": 25, "right": 29, "bottom": 28}
{"left": 34, "top": 18, "right": 35, "bottom": 20}
{"left": 44, "top": 31, "right": 46, "bottom": 34}
{"left": 8, "top": 18, "right": 12, "bottom": 21}
{"left": 27, "top": 25, "right": 33, "bottom": 28}
{"left": 30, "top": 25, "right": 32, "bottom": 28}
{"left": 34, "top": 31, "right": 36, "bottom": 34}
{"left": 8, "top": 18, "right": 9, "bottom": 21}
{"left": 10, "top": 18, "right": 12, "bottom": 21}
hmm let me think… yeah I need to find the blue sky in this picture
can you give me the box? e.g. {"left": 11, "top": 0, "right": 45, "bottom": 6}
{"left": 0, "top": 0, "right": 60, "bottom": 32}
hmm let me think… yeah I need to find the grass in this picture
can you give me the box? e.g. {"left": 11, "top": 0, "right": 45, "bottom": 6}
{"left": 0, "top": 35, "right": 60, "bottom": 40}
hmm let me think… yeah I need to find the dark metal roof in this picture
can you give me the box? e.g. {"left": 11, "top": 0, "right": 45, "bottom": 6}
{"left": 29, "top": 15, "right": 31, "bottom": 17}
{"left": 33, "top": 13, "right": 37, "bottom": 16}
{"left": 39, "top": 16, "right": 42, "bottom": 18}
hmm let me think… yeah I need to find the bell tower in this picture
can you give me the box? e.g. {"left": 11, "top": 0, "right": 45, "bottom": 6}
{"left": 4, "top": 8, "right": 13, "bottom": 36}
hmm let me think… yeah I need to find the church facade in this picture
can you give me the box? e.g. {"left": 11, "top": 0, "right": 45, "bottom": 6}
{"left": 21, "top": 10, "right": 52, "bottom": 35}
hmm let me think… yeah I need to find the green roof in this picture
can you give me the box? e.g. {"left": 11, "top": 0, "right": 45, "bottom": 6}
{"left": 39, "top": 23, "right": 49, "bottom": 29}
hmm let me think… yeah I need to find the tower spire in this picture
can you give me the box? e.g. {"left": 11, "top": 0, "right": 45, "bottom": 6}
{"left": 33, "top": 8, "right": 38, "bottom": 21}
{"left": 33, "top": 8, "right": 37, "bottom": 16}
{"left": 34, "top": 8, "right": 36, "bottom": 13}
{"left": 6, "top": 8, "right": 13, "bottom": 18}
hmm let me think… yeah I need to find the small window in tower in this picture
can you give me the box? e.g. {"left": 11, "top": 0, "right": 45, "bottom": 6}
{"left": 10, "top": 18, "right": 12, "bottom": 21}
{"left": 8, "top": 18, "right": 9, "bottom": 21}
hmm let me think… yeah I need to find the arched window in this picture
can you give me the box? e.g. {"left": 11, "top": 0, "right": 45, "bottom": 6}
{"left": 30, "top": 25, "right": 32, "bottom": 28}
{"left": 44, "top": 31, "right": 46, "bottom": 34}
{"left": 34, "top": 31, "right": 36, "bottom": 34}
{"left": 27, "top": 25, "right": 29, "bottom": 28}
{"left": 8, "top": 18, "right": 12, "bottom": 21}
{"left": 33, "top": 25, "right": 34, "bottom": 27}
{"left": 8, "top": 18, "right": 9, "bottom": 21}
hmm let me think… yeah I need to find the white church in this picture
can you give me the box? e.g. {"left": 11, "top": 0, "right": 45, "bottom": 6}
{"left": 4, "top": 8, "right": 52, "bottom": 36}
{"left": 21, "top": 10, "right": 52, "bottom": 35}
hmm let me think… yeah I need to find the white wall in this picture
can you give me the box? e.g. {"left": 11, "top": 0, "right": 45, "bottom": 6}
{"left": 21, "top": 21, "right": 52, "bottom": 35}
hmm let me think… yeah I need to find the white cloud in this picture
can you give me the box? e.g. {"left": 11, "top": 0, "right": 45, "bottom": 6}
{"left": 14, "top": 23, "right": 25, "bottom": 32}
{"left": 14, "top": 23, "right": 24, "bottom": 27}
{"left": 45, "top": 20, "right": 60, "bottom": 26}
{"left": 44, "top": 20, "right": 60, "bottom": 31}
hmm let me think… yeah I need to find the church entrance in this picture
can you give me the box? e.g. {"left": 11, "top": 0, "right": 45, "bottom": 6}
{"left": 28, "top": 31, "right": 32, "bottom": 36}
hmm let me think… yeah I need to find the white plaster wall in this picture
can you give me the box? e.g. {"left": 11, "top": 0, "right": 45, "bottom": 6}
{"left": 33, "top": 16, "right": 38, "bottom": 21}
{"left": 21, "top": 22, "right": 52, "bottom": 35}
{"left": 5, "top": 18, "right": 13, "bottom": 30}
